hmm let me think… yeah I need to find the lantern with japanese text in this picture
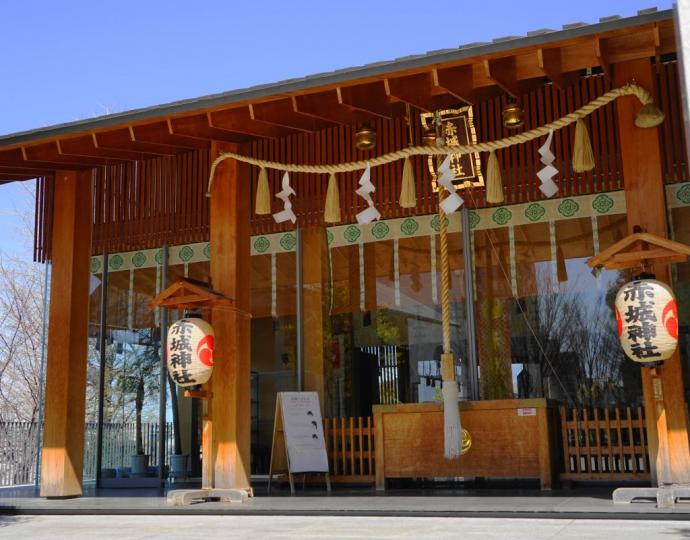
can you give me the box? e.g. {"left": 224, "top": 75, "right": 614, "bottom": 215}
{"left": 615, "top": 278, "right": 678, "bottom": 364}
{"left": 166, "top": 316, "right": 215, "bottom": 386}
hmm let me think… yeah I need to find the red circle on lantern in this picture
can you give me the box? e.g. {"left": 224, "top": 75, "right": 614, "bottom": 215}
{"left": 615, "top": 307, "right": 623, "bottom": 337}
{"left": 663, "top": 300, "right": 679, "bottom": 340}
{"left": 197, "top": 335, "right": 215, "bottom": 367}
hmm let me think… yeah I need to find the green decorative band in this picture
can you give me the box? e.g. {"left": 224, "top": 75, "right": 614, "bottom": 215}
{"left": 91, "top": 242, "right": 211, "bottom": 275}
{"left": 666, "top": 181, "right": 690, "bottom": 208}
{"left": 92, "top": 190, "right": 628, "bottom": 274}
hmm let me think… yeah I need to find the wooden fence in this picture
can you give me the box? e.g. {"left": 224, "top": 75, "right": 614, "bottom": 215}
{"left": 559, "top": 406, "right": 650, "bottom": 482}
{"left": 324, "top": 416, "right": 375, "bottom": 484}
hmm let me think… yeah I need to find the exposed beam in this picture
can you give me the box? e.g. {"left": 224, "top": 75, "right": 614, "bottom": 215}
{"left": 594, "top": 37, "right": 611, "bottom": 78}
{"left": 22, "top": 143, "right": 112, "bottom": 168}
{"left": 384, "top": 73, "right": 435, "bottom": 112}
{"left": 0, "top": 149, "right": 85, "bottom": 171}
{"left": 130, "top": 122, "right": 209, "bottom": 149}
{"left": 433, "top": 65, "right": 475, "bottom": 104}
{"left": 337, "top": 82, "right": 392, "bottom": 119}
{"left": 484, "top": 57, "right": 521, "bottom": 97}
{"left": 249, "top": 99, "right": 335, "bottom": 132}
{"left": 94, "top": 129, "right": 179, "bottom": 156}
{"left": 537, "top": 48, "right": 566, "bottom": 91}
{"left": 0, "top": 173, "right": 38, "bottom": 181}
{"left": 57, "top": 135, "right": 144, "bottom": 162}
{"left": 168, "top": 115, "right": 250, "bottom": 144}
{"left": 210, "top": 107, "right": 295, "bottom": 139}
{"left": 292, "top": 92, "right": 373, "bottom": 125}
{"left": 0, "top": 165, "right": 53, "bottom": 176}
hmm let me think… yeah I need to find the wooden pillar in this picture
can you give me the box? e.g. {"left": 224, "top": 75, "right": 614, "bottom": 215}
{"left": 40, "top": 170, "right": 92, "bottom": 498}
{"left": 208, "top": 142, "right": 252, "bottom": 490}
{"left": 302, "top": 226, "right": 329, "bottom": 412}
{"left": 615, "top": 58, "right": 690, "bottom": 485}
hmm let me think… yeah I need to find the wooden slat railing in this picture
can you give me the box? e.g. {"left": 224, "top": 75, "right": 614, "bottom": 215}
{"left": 559, "top": 406, "right": 650, "bottom": 482}
{"left": 324, "top": 416, "right": 375, "bottom": 484}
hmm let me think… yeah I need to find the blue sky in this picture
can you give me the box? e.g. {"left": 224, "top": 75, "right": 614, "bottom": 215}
{"left": 0, "top": 0, "right": 676, "bottom": 259}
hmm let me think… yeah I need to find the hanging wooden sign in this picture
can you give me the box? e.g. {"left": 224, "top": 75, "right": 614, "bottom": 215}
{"left": 267, "top": 392, "right": 331, "bottom": 494}
{"left": 615, "top": 278, "right": 678, "bottom": 364}
{"left": 166, "top": 316, "right": 215, "bottom": 386}
{"left": 420, "top": 107, "right": 484, "bottom": 189}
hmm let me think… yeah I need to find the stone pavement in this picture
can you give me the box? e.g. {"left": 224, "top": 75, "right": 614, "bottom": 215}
{"left": 1, "top": 515, "right": 690, "bottom": 539}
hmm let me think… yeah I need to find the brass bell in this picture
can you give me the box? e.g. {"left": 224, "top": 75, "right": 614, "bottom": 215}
{"left": 423, "top": 128, "right": 437, "bottom": 146}
{"left": 355, "top": 123, "right": 376, "bottom": 150}
{"left": 502, "top": 101, "right": 524, "bottom": 129}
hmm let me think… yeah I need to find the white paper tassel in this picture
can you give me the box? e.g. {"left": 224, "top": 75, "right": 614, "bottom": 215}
{"left": 272, "top": 172, "right": 296, "bottom": 224}
{"left": 443, "top": 382, "right": 462, "bottom": 459}
{"left": 437, "top": 156, "right": 464, "bottom": 214}
{"left": 537, "top": 130, "right": 559, "bottom": 198}
{"left": 355, "top": 163, "right": 381, "bottom": 224}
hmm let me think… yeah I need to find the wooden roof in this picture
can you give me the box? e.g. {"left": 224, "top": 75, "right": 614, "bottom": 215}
{"left": 0, "top": 9, "right": 678, "bottom": 182}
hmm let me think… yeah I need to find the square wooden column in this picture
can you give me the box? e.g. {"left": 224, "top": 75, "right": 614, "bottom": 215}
{"left": 302, "top": 227, "right": 330, "bottom": 411}
{"left": 40, "top": 170, "right": 93, "bottom": 498}
{"left": 208, "top": 142, "right": 252, "bottom": 490}
{"left": 615, "top": 58, "right": 690, "bottom": 485}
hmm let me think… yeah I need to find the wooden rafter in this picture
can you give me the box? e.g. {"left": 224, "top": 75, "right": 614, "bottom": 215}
{"left": 130, "top": 122, "right": 210, "bottom": 150}
{"left": 337, "top": 82, "right": 392, "bottom": 119}
{"left": 594, "top": 37, "right": 611, "bottom": 78}
{"left": 484, "top": 57, "right": 521, "bottom": 98}
{"left": 249, "top": 99, "right": 335, "bottom": 132}
{"left": 57, "top": 135, "right": 145, "bottom": 161}
{"left": 168, "top": 115, "right": 249, "bottom": 144}
{"left": 433, "top": 65, "right": 475, "bottom": 104}
{"left": 95, "top": 129, "right": 180, "bottom": 156}
{"left": 292, "top": 92, "right": 374, "bottom": 125}
{"left": 210, "top": 107, "right": 295, "bottom": 139}
{"left": 22, "top": 143, "right": 110, "bottom": 168}
{"left": 385, "top": 72, "right": 434, "bottom": 111}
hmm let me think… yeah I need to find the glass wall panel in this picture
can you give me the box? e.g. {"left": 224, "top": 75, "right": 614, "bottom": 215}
{"left": 95, "top": 264, "right": 164, "bottom": 483}
{"left": 472, "top": 213, "right": 636, "bottom": 406}
{"left": 249, "top": 252, "right": 297, "bottom": 474}
{"left": 670, "top": 205, "right": 690, "bottom": 402}
{"left": 325, "top": 223, "right": 469, "bottom": 419}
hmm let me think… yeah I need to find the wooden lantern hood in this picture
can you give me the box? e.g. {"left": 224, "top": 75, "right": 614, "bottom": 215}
{"left": 587, "top": 231, "right": 690, "bottom": 271}
{"left": 149, "top": 277, "right": 233, "bottom": 311}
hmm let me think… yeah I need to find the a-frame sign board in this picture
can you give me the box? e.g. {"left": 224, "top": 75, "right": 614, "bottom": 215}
{"left": 268, "top": 392, "right": 331, "bottom": 494}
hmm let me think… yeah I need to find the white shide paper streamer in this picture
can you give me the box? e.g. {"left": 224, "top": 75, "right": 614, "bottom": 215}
{"left": 355, "top": 163, "right": 381, "bottom": 224}
{"left": 437, "top": 156, "right": 464, "bottom": 214}
{"left": 537, "top": 130, "right": 559, "bottom": 198}
{"left": 272, "top": 172, "right": 297, "bottom": 224}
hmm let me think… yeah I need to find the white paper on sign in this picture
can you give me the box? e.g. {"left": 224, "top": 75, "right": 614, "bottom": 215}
{"left": 354, "top": 163, "right": 380, "bottom": 224}
{"left": 272, "top": 172, "right": 297, "bottom": 224}
{"left": 436, "top": 155, "right": 464, "bottom": 214}
{"left": 279, "top": 392, "right": 329, "bottom": 474}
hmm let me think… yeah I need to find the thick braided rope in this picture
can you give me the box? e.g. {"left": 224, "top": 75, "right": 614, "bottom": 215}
{"left": 206, "top": 83, "right": 651, "bottom": 195}
{"left": 438, "top": 197, "right": 452, "bottom": 356}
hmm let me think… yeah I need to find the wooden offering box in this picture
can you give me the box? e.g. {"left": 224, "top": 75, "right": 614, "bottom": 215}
{"left": 373, "top": 399, "right": 556, "bottom": 490}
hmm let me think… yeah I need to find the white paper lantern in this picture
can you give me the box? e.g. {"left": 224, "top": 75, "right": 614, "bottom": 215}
{"left": 166, "top": 317, "right": 215, "bottom": 387}
{"left": 614, "top": 278, "right": 678, "bottom": 364}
